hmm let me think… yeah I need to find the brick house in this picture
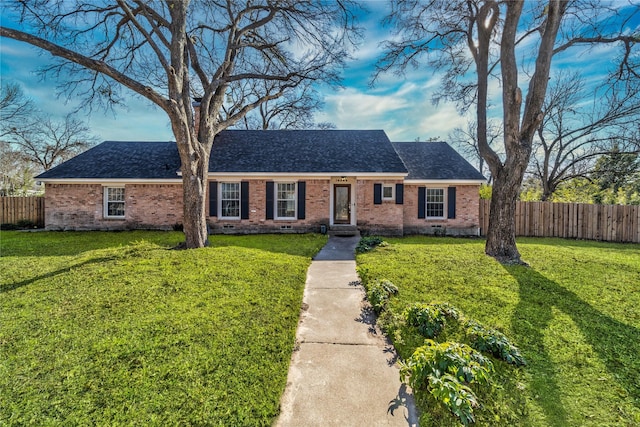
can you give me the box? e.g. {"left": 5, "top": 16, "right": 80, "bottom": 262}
{"left": 36, "top": 130, "right": 485, "bottom": 236}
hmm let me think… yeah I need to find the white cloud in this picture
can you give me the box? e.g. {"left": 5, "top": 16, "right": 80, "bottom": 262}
{"left": 319, "top": 77, "right": 469, "bottom": 142}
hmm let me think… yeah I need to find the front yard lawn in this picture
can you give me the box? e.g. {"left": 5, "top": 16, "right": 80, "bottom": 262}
{"left": 357, "top": 237, "right": 640, "bottom": 426}
{"left": 0, "top": 231, "right": 327, "bottom": 426}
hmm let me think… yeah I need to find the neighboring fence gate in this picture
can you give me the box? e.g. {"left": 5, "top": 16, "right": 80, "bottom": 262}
{"left": 479, "top": 200, "right": 640, "bottom": 243}
{"left": 0, "top": 197, "right": 45, "bottom": 228}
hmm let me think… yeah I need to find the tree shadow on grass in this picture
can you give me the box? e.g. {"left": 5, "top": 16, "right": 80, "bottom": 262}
{"left": 0, "top": 256, "right": 116, "bottom": 294}
{"left": 506, "top": 264, "right": 640, "bottom": 423}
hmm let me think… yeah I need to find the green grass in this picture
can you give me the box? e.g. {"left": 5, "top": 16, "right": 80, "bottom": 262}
{"left": 357, "top": 236, "right": 640, "bottom": 426}
{"left": 0, "top": 231, "right": 327, "bottom": 426}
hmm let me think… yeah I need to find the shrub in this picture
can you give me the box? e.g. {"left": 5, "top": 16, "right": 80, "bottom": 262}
{"left": 366, "top": 279, "right": 398, "bottom": 314}
{"left": 355, "top": 236, "right": 385, "bottom": 253}
{"left": 16, "top": 219, "right": 37, "bottom": 228}
{"left": 1, "top": 220, "right": 37, "bottom": 230}
{"left": 404, "top": 302, "right": 461, "bottom": 338}
{"left": 399, "top": 340, "right": 494, "bottom": 426}
{"left": 428, "top": 374, "right": 479, "bottom": 426}
{"left": 465, "top": 320, "right": 526, "bottom": 366}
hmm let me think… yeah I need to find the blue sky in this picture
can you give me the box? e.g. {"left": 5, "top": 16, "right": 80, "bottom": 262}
{"left": 1, "top": 1, "right": 638, "bottom": 145}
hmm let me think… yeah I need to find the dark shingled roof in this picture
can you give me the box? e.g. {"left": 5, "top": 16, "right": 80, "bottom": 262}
{"left": 392, "top": 141, "right": 486, "bottom": 181}
{"left": 37, "top": 132, "right": 484, "bottom": 181}
{"left": 209, "top": 130, "right": 407, "bottom": 174}
{"left": 36, "top": 141, "right": 181, "bottom": 180}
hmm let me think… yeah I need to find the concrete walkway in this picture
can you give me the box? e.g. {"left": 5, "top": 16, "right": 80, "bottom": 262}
{"left": 276, "top": 235, "right": 417, "bottom": 426}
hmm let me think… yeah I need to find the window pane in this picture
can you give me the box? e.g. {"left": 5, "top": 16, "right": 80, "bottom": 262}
{"left": 276, "top": 183, "right": 296, "bottom": 218}
{"left": 222, "top": 200, "right": 240, "bottom": 217}
{"left": 278, "top": 200, "right": 295, "bottom": 218}
{"left": 221, "top": 182, "right": 239, "bottom": 200}
{"left": 221, "top": 182, "right": 240, "bottom": 217}
{"left": 108, "top": 187, "right": 125, "bottom": 202}
{"left": 383, "top": 185, "right": 393, "bottom": 198}
{"left": 108, "top": 202, "right": 125, "bottom": 217}
{"left": 426, "top": 188, "right": 444, "bottom": 217}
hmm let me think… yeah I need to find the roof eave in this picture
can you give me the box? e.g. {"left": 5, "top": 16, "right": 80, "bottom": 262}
{"left": 38, "top": 178, "right": 183, "bottom": 184}
{"left": 202, "top": 172, "right": 409, "bottom": 178}
{"left": 404, "top": 179, "right": 487, "bottom": 185}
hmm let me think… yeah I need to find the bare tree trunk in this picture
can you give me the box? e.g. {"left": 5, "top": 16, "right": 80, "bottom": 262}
{"left": 180, "top": 152, "right": 210, "bottom": 248}
{"left": 485, "top": 167, "right": 522, "bottom": 263}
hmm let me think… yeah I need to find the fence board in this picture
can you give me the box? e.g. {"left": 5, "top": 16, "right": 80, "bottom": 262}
{"left": 479, "top": 199, "right": 639, "bottom": 243}
{"left": 0, "top": 197, "right": 45, "bottom": 228}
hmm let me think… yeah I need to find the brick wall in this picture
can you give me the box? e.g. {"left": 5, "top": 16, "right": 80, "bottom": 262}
{"left": 44, "top": 183, "right": 183, "bottom": 230}
{"left": 126, "top": 184, "right": 184, "bottom": 228}
{"left": 403, "top": 184, "right": 480, "bottom": 235}
{"left": 356, "top": 179, "right": 404, "bottom": 236}
{"left": 44, "top": 181, "right": 482, "bottom": 235}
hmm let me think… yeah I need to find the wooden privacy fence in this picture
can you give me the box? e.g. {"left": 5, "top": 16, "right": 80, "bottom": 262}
{"left": 479, "top": 200, "right": 640, "bottom": 243}
{"left": 0, "top": 197, "right": 45, "bottom": 228}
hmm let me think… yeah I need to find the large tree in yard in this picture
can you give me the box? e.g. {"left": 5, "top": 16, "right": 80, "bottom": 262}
{"left": 1, "top": 1, "right": 358, "bottom": 248}
{"left": 530, "top": 72, "right": 640, "bottom": 201}
{"left": 378, "top": 0, "right": 639, "bottom": 263}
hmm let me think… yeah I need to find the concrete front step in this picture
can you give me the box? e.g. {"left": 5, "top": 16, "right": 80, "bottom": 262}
{"left": 328, "top": 225, "right": 359, "bottom": 236}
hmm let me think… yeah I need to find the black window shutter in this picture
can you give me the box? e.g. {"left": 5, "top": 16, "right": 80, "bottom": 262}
{"left": 395, "top": 183, "right": 404, "bottom": 204}
{"left": 297, "top": 181, "right": 306, "bottom": 220}
{"left": 374, "top": 183, "right": 382, "bottom": 205}
{"left": 448, "top": 187, "right": 457, "bottom": 219}
{"left": 266, "top": 181, "right": 274, "bottom": 220}
{"left": 418, "top": 187, "right": 426, "bottom": 219}
{"left": 241, "top": 181, "right": 250, "bottom": 220}
{"left": 209, "top": 181, "right": 218, "bottom": 217}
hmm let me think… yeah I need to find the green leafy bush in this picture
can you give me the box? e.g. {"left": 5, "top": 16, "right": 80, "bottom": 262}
{"left": 366, "top": 279, "right": 398, "bottom": 314}
{"left": 404, "top": 302, "right": 461, "bottom": 338}
{"left": 465, "top": 320, "right": 526, "bottom": 366}
{"left": 399, "top": 340, "right": 494, "bottom": 426}
{"left": 428, "top": 374, "right": 479, "bottom": 426}
{"left": 356, "top": 236, "right": 385, "bottom": 253}
{"left": 355, "top": 265, "right": 371, "bottom": 286}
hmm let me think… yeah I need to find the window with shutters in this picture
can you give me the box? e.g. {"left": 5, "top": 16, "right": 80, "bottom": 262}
{"left": 104, "top": 187, "right": 125, "bottom": 218}
{"left": 220, "top": 182, "right": 241, "bottom": 219}
{"left": 426, "top": 188, "right": 445, "bottom": 218}
{"left": 276, "top": 182, "right": 296, "bottom": 219}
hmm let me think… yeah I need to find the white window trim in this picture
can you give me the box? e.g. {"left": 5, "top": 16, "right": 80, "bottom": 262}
{"left": 382, "top": 184, "right": 395, "bottom": 200}
{"left": 426, "top": 187, "right": 446, "bottom": 219}
{"left": 275, "top": 181, "right": 297, "bottom": 220}
{"left": 103, "top": 186, "right": 125, "bottom": 219}
{"left": 219, "top": 181, "right": 241, "bottom": 220}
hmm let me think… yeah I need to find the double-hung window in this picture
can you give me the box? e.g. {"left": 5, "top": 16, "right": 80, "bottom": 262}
{"left": 220, "top": 182, "right": 241, "bottom": 219}
{"left": 104, "top": 187, "right": 125, "bottom": 218}
{"left": 276, "top": 182, "right": 296, "bottom": 219}
{"left": 426, "top": 188, "right": 445, "bottom": 218}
